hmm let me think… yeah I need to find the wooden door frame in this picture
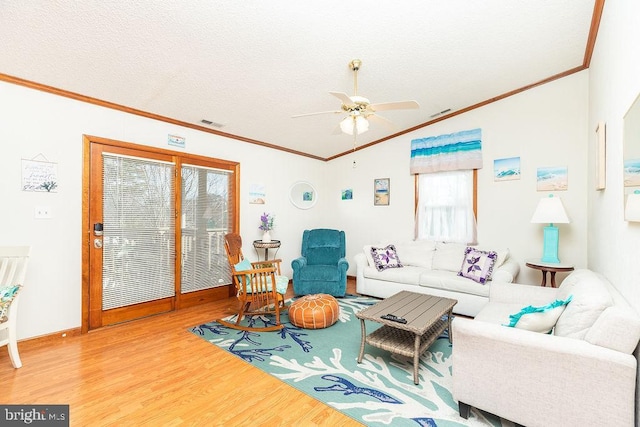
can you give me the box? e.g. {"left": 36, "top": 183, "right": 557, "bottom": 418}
{"left": 81, "top": 135, "right": 240, "bottom": 333}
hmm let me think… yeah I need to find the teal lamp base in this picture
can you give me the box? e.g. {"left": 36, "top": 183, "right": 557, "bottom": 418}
{"left": 540, "top": 224, "right": 560, "bottom": 264}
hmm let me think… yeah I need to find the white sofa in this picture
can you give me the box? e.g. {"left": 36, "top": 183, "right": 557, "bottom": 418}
{"left": 452, "top": 269, "right": 640, "bottom": 427}
{"left": 355, "top": 240, "right": 520, "bottom": 317}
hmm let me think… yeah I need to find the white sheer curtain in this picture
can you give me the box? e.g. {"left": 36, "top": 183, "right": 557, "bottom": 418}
{"left": 416, "top": 170, "right": 477, "bottom": 244}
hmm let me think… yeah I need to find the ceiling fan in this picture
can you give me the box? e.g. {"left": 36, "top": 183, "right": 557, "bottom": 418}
{"left": 292, "top": 59, "right": 420, "bottom": 141}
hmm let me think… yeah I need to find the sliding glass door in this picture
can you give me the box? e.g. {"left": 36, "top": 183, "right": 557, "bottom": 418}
{"left": 84, "top": 136, "right": 239, "bottom": 330}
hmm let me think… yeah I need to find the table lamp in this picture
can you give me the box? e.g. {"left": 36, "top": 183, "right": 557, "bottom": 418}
{"left": 530, "top": 194, "right": 570, "bottom": 263}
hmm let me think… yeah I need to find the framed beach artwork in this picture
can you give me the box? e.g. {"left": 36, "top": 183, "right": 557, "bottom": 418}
{"left": 624, "top": 159, "right": 640, "bottom": 187}
{"left": 536, "top": 166, "right": 568, "bottom": 191}
{"left": 623, "top": 92, "right": 640, "bottom": 219}
{"left": 493, "top": 157, "right": 521, "bottom": 181}
{"left": 248, "top": 183, "right": 266, "bottom": 204}
{"left": 373, "top": 178, "right": 390, "bottom": 206}
{"left": 289, "top": 181, "right": 317, "bottom": 209}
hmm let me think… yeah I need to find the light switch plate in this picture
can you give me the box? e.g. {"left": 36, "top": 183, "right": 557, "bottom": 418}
{"left": 34, "top": 206, "right": 52, "bottom": 219}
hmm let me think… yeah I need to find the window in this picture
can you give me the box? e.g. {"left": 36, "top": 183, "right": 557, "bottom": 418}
{"left": 181, "top": 164, "right": 233, "bottom": 293}
{"left": 416, "top": 170, "right": 477, "bottom": 243}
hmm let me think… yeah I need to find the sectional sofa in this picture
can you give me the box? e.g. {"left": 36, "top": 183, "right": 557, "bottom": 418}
{"left": 452, "top": 269, "right": 640, "bottom": 426}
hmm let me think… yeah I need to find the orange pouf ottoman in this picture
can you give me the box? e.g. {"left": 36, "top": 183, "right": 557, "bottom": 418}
{"left": 289, "top": 294, "right": 340, "bottom": 329}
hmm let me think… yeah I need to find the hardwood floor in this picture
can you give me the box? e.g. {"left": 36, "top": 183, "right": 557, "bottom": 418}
{"left": 1, "top": 280, "right": 363, "bottom": 426}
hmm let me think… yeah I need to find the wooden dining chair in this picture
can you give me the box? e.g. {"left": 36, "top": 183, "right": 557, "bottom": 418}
{"left": 0, "top": 246, "right": 31, "bottom": 368}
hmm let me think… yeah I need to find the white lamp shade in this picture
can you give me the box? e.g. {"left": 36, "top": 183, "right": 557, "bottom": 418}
{"left": 625, "top": 191, "right": 640, "bottom": 222}
{"left": 531, "top": 195, "right": 570, "bottom": 224}
{"left": 340, "top": 115, "right": 369, "bottom": 135}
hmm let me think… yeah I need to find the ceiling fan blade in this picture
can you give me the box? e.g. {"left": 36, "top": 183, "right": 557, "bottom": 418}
{"left": 292, "top": 110, "right": 343, "bottom": 118}
{"left": 369, "top": 100, "right": 420, "bottom": 112}
{"left": 329, "top": 91, "right": 354, "bottom": 106}
{"left": 368, "top": 113, "right": 396, "bottom": 131}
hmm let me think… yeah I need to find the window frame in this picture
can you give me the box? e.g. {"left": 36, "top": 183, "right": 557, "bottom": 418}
{"left": 414, "top": 169, "right": 477, "bottom": 242}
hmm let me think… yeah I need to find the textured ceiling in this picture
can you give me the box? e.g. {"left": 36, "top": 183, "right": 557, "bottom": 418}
{"left": 0, "top": 1, "right": 597, "bottom": 159}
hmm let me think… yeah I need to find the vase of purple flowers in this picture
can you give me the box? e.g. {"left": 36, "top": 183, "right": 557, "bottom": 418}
{"left": 259, "top": 212, "right": 274, "bottom": 242}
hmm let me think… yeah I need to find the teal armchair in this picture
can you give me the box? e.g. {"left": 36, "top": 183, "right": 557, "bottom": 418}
{"left": 291, "top": 229, "right": 348, "bottom": 297}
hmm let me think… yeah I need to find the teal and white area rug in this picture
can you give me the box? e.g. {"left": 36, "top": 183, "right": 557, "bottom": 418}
{"left": 189, "top": 295, "right": 512, "bottom": 427}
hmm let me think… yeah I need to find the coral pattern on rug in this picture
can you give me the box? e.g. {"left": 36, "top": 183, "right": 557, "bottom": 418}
{"left": 190, "top": 295, "right": 512, "bottom": 427}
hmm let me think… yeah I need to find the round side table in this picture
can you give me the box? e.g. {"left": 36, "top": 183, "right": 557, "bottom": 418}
{"left": 252, "top": 240, "right": 281, "bottom": 261}
{"left": 525, "top": 259, "right": 574, "bottom": 288}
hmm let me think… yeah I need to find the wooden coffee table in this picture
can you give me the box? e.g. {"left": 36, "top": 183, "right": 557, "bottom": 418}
{"left": 356, "top": 291, "right": 457, "bottom": 385}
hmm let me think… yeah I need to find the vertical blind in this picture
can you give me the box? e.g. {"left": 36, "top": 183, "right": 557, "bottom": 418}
{"left": 181, "top": 164, "right": 233, "bottom": 293}
{"left": 102, "top": 153, "right": 176, "bottom": 310}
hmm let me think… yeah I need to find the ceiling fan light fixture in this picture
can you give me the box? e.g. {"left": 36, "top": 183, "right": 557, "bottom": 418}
{"left": 293, "top": 59, "right": 418, "bottom": 143}
{"left": 340, "top": 115, "right": 369, "bottom": 135}
{"left": 339, "top": 117, "right": 352, "bottom": 134}
{"left": 357, "top": 116, "right": 370, "bottom": 134}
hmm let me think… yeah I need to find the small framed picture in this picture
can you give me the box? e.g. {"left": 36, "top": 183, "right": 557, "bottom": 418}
{"left": 302, "top": 191, "right": 313, "bottom": 201}
{"left": 374, "top": 178, "right": 390, "bottom": 206}
{"left": 493, "top": 156, "right": 521, "bottom": 181}
{"left": 341, "top": 188, "right": 353, "bottom": 200}
{"left": 536, "top": 166, "right": 568, "bottom": 191}
{"left": 624, "top": 158, "right": 640, "bottom": 187}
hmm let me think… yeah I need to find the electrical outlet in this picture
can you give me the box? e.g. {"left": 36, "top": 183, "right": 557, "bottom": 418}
{"left": 34, "top": 206, "right": 52, "bottom": 219}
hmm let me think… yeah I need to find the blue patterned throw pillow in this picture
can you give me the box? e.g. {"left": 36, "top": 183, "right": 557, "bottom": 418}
{"left": 458, "top": 247, "right": 497, "bottom": 284}
{"left": 370, "top": 244, "right": 403, "bottom": 272}
{"left": 0, "top": 284, "right": 22, "bottom": 321}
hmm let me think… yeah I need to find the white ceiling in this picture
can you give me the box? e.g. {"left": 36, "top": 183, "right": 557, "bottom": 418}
{"left": 0, "top": 1, "right": 597, "bottom": 159}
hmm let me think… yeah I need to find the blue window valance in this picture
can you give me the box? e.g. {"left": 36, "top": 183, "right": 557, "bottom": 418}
{"left": 410, "top": 128, "right": 483, "bottom": 174}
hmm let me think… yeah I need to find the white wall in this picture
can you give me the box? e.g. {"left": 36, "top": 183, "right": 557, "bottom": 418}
{"left": 328, "top": 71, "right": 589, "bottom": 286}
{"left": 0, "top": 81, "right": 328, "bottom": 339}
{"left": 587, "top": 0, "right": 640, "bottom": 313}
